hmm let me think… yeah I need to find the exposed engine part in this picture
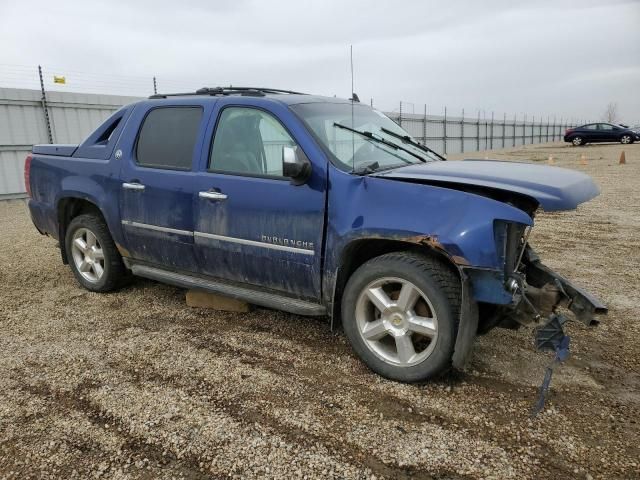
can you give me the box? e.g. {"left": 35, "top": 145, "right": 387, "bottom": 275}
{"left": 505, "top": 271, "right": 562, "bottom": 327}
{"left": 513, "top": 226, "right": 532, "bottom": 272}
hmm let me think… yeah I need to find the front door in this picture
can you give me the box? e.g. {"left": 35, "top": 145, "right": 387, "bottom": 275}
{"left": 119, "top": 104, "right": 208, "bottom": 272}
{"left": 193, "top": 103, "right": 326, "bottom": 300}
{"left": 597, "top": 123, "right": 616, "bottom": 142}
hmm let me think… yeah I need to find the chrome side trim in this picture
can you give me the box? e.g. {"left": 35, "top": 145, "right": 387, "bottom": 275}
{"left": 121, "top": 220, "right": 193, "bottom": 237}
{"left": 194, "top": 231, "right": 315, "bottom": 256}
{"left": 120, "top": 221, "right": 314, "bottom": 255}
{"left": 130, "top": 263, "right": 326, "bottom": 316}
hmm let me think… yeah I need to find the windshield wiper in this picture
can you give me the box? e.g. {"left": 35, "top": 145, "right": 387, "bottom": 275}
{"left": 380, "top": 127, "right": 446, "bottom": 161}
{"left": 353, "top": 161, "right": 380, "bottom": 175}
{"left": 333, "top": 123, "right": 427, "bottom": 164}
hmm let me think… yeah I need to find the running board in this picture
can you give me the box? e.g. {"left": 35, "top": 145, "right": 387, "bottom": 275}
{"left": 130, "top": 264, "right": 327, "bottom": 317}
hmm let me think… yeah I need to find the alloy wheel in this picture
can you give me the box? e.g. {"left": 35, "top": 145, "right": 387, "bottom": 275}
{"left": 70, "top": 228, "right": 105, "bottom": 283}
{"left": 355, "top": 277, "right": 438, "bottom": 367}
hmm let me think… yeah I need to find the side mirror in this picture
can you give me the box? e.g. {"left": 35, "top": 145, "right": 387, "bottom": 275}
{"left": 282, "top": 145, "right": 311, "bottom": 185}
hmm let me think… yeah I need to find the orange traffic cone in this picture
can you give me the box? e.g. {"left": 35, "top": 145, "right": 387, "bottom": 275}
{"left": 619, "top": 151, "right": 626, "bottom": 165}
{"left": 548, "top": 154, "right": 554, "bottom": 165}
{"left": 580, "top": 154, "right": 587, "bottom": 165}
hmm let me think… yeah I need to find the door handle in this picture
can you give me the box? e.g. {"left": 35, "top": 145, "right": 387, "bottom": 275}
{"left": 122, "top": 182, "right": 145, "bottom": 191}
{"left": 199, "top": 191, "right": 228, "bottom": 201}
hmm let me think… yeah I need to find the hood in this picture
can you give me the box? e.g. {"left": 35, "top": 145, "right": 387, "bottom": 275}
{"left": 373, "top": 159, "right": 600, "bottom": 211}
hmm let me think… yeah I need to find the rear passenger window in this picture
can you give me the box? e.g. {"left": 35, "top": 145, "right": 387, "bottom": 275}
{"left": 136, "top": 107, "right": 202, "bottom": 170}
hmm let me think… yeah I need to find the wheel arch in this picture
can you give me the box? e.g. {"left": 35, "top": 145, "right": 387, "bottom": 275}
{"left": 329, "top": 237, "right": 462, "bottom": 326}
{"left": 56, "top": 196, "right": 108, "bottom": 264}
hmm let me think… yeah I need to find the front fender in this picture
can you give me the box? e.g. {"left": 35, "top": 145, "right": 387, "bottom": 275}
{"left": 326, "top": 169, "right": 532, "bottom": 270}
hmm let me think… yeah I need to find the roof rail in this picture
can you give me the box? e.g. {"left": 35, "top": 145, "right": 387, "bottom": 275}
{"left": 149, "top": 86, "right": 307, "bottom": 99}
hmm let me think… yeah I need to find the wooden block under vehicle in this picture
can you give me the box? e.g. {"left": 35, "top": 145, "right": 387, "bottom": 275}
{"left": 185, "top": 290, "right": 252, "bottom": 313}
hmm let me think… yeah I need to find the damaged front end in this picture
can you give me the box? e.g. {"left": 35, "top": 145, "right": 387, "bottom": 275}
{"left": 482, "top": 221, "right": 607, "bottom": 331}
{"left": 464, "top": 220, "right": 607, "bottom": 414}
{"left": 514, "top": 247, "right": 608, "bottom": 326}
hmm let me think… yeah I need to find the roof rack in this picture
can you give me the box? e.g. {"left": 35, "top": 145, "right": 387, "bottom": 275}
{"left": 149, "top": 86, "right": 306, "bottom": 99}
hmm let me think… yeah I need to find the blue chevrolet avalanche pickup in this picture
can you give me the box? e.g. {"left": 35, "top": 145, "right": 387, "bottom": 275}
{"left": 25, "top": 87, "right": 607, "bottom": 382}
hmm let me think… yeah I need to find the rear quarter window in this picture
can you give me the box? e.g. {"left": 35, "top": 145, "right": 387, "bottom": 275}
{"left": 136, "top": 107, "right": 203, "bottom": 170}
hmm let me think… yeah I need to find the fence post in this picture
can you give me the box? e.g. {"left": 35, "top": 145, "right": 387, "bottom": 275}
{"left": 560, "top": 117, "right": 565, "bottom": 142}
{"left": 502, "top": 113, "right": 506, "bottom": 148}
{"left": 461, "top": 109, "right": 465, "bottom": 153}
{"left": 532, "top": 115, "right": 535, "bottom": 144}
{"left": 484, "top": 112, "right": 488, "bottom": 149}
{"left": 443, "top": 106, "right": 447, "bottom": 155}
{"left": 523, "top": 114, "right": 527, "bottom": 145}
{"left": 513, "top": 114, "right": 516, "bottom": 147}
{"left": 476, "top": 111, "right": 480, "bottom": 151}
{"left": 490, "top": 112, "right": 494, "bottom": 150}
{"left": 531, "top": 115, "right": 535, "bottom": 144}
{"left": 539, "top": 117, "right": 542, "bottom": 143}
{"left": 38, "top": 65, "right": 53, "bottom": 144}
{"left": 555, "top": 116, "right": 558, "bottom": 141}
{"left": 399, "top": 101, "right": 402, "bottom": 127}
{"left": 546, "top": 116, "right": 550, "bottom": 142}
{"left": 423, "top": 104, "right": 427, "bottom": 146}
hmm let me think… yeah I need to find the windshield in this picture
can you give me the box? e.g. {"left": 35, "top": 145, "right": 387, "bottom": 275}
{"left": 290, "top": 102, "right": 440, "bottom": 172}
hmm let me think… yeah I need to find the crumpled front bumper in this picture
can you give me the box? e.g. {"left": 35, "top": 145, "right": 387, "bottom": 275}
{"left": 521, "top": 248, "right": 608, "bottom": 326}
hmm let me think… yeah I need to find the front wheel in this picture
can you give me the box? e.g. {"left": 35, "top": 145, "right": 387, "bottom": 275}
{"left": 621, "top": 134, "right": 633, "bottom": 144}
{"left": 65, "top": 214, "right": 128, "bottom": 292}
{"left": 341, "top": 252, "right": 460, "bottom": 382}
{"left": 572, "top": 136, "right": 584, "bottom": 146}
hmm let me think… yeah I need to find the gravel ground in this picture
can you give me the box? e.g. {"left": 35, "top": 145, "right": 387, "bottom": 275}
{"left": 1, "top": 142, "right": 639, "bottom": 479}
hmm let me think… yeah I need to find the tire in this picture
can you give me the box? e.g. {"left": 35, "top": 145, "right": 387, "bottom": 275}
{"left": 65, "top": 214, "right": 128, "bottom": 292}
{"left": 341, "top": 252, "right": 460, "bottom": 383}
{"left": 572, "top": 136, "right": 584, "bottom": 146}
{"left": 621, "top": 134, "right": 633, "bottom": 145}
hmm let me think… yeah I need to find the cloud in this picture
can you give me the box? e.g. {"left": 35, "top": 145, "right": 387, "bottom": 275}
{"left": 1, "top": 0, "right": 639, "bottom": 122}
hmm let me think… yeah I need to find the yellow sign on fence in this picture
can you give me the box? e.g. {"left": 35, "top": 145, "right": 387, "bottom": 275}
{"left": 53, "top": 75, "right": 66, "bottom": 84}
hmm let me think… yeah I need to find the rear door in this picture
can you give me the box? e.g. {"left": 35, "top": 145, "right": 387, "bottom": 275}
{"left": 192, "top": 99, "right": 326, "bottom": 300}
{"left": 581, "top": 124, "right": 598, "bottom": 142}
{"left": 118, "top": 101, "right": 212, "bottom": 272}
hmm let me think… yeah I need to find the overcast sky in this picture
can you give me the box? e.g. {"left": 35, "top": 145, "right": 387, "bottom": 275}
{"left": 1, "top": 0, "right": 639, "bottom": 123}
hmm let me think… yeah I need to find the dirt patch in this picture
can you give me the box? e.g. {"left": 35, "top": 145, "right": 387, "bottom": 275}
{"left": 1, "top": 142, "right": 639, "bottom": 479}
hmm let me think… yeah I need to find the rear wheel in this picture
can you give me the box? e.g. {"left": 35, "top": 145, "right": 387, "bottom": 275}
{"left": 621, "top": 134, "right": 633, "bottom": 144}
{"left": 65, "top": 214, "right": 128, "bottom": 292}
{"left": 341, "top": 252, "right": 460, "bottom": 382}
{"left": 572, "top": 136, "right": 584, "bottom": 146}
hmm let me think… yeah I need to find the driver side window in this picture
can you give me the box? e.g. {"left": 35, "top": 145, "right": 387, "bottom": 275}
{"left": 209, "top": 107, "right": 296, "bottom": 177}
